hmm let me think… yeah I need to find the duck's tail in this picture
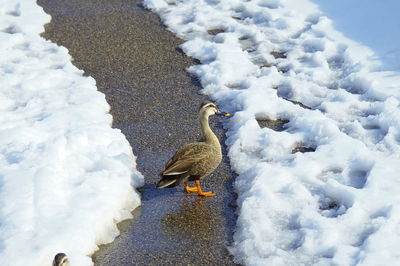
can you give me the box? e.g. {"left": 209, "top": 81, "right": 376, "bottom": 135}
{"left": 156, "top": 173, "right": 188, "bottom": 188}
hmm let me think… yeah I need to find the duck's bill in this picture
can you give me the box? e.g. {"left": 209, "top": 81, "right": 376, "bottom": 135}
{"left": 217, "top": 111, "right": 231, "bottom": 117}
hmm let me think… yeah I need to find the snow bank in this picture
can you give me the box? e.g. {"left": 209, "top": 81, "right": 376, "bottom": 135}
{"left": 144, "top": 0, "right": 400, "bottom": 265}
{"left": 0, "top": 1, "right": 143, "bottom": 265}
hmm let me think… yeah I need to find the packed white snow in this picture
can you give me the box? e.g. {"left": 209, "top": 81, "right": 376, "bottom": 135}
{"left": 144, "top": 0, "right": 400, "bottom": 265}
{"left": 0, "top": 1, "right": 143, "bottom": 265}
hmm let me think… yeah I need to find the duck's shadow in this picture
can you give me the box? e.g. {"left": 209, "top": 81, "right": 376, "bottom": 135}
{"left": 140, "top": 183, "right": 175, "bottom": 201}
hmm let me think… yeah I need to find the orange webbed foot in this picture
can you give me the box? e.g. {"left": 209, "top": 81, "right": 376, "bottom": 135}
{"left": 195, "top": 180, "right": 216, "bottom": 197}
{"left": 184, "top": 182, "right": 198, "bottom": 193}
{"left": 197, "top": 191, "right": 216, "bottom": 197}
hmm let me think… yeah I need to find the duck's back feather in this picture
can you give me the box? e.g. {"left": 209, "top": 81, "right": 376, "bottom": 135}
{"left": 157, "top": 142, "right": 221, "bottom": 188}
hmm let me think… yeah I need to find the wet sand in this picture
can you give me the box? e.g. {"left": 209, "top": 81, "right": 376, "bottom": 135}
{"left": 37, "top": 0, "right": 237, "bottom": 265}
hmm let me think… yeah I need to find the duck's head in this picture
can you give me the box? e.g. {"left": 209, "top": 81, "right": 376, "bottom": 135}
{"left": 53, "top": 253, "right": 70, "bottom": 266}
{"left": 199, "top": 102, "right": 231, "bottom": 118}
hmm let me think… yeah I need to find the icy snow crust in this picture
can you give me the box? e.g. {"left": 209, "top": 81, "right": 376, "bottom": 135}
{"left": 144, "top": 0, "right": 400, "bottom": 265}
{"left": 0, "top": 1, "right": 143, "bottom": 265}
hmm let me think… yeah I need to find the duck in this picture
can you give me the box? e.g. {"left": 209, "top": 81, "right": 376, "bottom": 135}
{"left": 157, "top": 102, "right": 230, "bottom": 196}
{"left": 52, "top": 253, "right": 70, "bottom": 266}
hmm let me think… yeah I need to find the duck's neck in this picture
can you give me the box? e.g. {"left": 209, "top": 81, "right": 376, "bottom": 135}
{"left": 200, "top": 115, "right": 220, "bottom": 148}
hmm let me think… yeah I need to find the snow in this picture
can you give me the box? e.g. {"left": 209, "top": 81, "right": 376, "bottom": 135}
{"left": 0, "top": 1, "right": 143, "bottom": 265}
{"left": 144, "top": 0, "right": 400, "bottom": 265}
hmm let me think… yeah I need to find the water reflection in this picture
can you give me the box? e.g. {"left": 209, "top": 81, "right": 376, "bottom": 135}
{"left": 162, "top": 196, "right": 221, "bottom": 242}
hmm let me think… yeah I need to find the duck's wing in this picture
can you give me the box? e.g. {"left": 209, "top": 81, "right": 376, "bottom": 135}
{"left": 161, "top": 143, "right": 214, "bottom": 176}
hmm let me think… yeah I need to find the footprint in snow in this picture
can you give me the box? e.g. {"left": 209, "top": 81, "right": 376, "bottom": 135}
{"left": 302, "top": 38, "right": 326, "bottom": 53}
{"left": 257, "top": 0, "right": 282, "bottom": 9}
{"left": 1, "top": 24, "right": 21, "bottom": 34}
{"left": 5, "top": 3, "right": 21, "bottom": 17}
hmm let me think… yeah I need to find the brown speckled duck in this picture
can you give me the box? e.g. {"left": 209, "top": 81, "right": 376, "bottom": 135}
{"left": 157, "top": 102, "right": 230, "bottom": 196}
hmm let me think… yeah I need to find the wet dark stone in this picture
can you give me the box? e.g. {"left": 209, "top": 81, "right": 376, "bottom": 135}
{"left": 207, "top": 29, "right": 226, "bottom": 35}
{"left": 271, "top": 51, "right": 287, "bottom": 59}
{"left": 260, "top": 63, "right": 273, "bottom": 68}
{"left": 257, "top": 118, "right": 289, "bottom": 131}
{"left": 288, "top": 99, "right": 312, "bottom": 110}
{"left": 291, "top": 146, "right": 316, "bottom": 153}
{"left": 238, "top": 36, "right": 250, "bottom": 41}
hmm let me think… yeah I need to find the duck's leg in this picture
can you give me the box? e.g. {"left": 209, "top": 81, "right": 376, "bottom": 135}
{"left": 184, "top": 182, "right": 198, "bottom": 193}
{"left": 195, "top": 180, "right": 216, "bottom": 197}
